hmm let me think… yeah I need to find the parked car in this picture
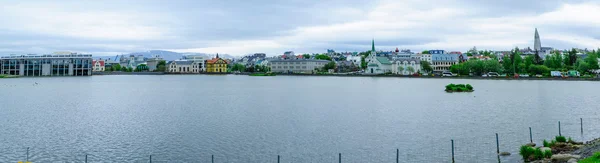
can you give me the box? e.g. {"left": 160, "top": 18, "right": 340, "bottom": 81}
{"left": 487, "top": 72, "right": 500, "bottom": 77}
{"left": 442, "top": 71, "right": 454, "bottom": 77}
{"left": 519, "top": 74, "right": 530, "bottom": 77}
{"left": 567, "top": 70, "right": 580, "bottom": 77}
{"left": 551, "top": 71, "right": 562, "bottom": 77}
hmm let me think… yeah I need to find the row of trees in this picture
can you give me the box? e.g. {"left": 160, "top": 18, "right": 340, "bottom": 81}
{"left": 450, "top": 59, "right": 502, "bottom": 76}
{"left": 230, "top": 63, "right": 271, "bottom": 73}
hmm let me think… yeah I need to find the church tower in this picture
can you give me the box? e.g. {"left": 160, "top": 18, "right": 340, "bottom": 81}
{"left": 534, "top": 28, "right": 541, "bottom": 52}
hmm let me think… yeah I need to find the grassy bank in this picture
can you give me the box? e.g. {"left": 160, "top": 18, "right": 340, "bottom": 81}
{"left": 249, "top": 73, "right": 276, "bottom": 76}
{"left": 0, "top": 74, "right": 18, "bottom": 78}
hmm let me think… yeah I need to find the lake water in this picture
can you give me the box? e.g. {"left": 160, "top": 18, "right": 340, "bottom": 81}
{"left": 1, "top": 75, "right": 599, "bottom": 162}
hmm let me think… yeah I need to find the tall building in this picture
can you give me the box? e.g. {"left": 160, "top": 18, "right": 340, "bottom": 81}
{"left": 534, "top": 28, "right": 541, "bottom": 52}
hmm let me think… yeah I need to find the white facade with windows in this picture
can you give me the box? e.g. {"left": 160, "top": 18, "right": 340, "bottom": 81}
{"left": 167, "top": 60, "right": 204, "bottom": 73}
{"left": 268, "top": 59, "right": 330, "bottom": 73}
{"left": 392, "top": 59, "right": 421, "bottom": 75}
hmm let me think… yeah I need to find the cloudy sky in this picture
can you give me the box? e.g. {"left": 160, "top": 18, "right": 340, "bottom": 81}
{"left": 1, "top": 0, "right": 599, "bottom": 56}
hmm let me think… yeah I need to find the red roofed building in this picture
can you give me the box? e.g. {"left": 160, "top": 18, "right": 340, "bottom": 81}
{"left": 92, "top": 60, "right": 105, "bottom": 72}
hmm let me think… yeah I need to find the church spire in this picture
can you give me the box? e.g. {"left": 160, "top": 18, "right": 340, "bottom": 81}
{"left": 216, "top": 53, "right": 219, "bottom": 58}
{"left": 371, "top": 39, "right": 375, "bottom": 52}
{"left": 534, "top": 28, "right": 541, "bottom": 51}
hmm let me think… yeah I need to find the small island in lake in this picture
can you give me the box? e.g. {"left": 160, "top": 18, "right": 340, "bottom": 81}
{"left": 249, "top": 72, "right": 276, "bottom": 76}
{"left": 445, "top": 84, "right": 474, "bottom": 92}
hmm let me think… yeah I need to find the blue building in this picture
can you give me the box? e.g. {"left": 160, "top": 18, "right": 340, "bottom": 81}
{"left": 429, "top": 50, "right": 445, "bottom": 54}
{"left": 431, "top": 53, "right": 459, "bottom": 72}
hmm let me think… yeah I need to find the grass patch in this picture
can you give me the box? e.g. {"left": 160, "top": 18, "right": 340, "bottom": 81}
{"left": 580, "top": 152, "right": 600, "bottom": 163}
{"left": 520, "top": 145, "right": 535, "bottom": 161}
{"left": 556, "top": 136, "right": 567, "bottom": 143}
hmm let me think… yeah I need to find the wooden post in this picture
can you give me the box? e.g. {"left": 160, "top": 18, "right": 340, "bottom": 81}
{"left": 149, "top": 155, "right": 152, "bottom": 163}
{"left": 496, "top": 133, "right": 499, "bottom": 154}
{"left": 396, "top": 149, "right": 399, "bottom": 163}
{"left": 451, "top": 139, "right": 455, "bottom": 163}
{"left": 26, "top": 147, "right": 29, "bottom": 162}
{"left": 581, "top": 118, "right": 583, "bottom": 133}
{"left": 212, "top": 155, "right": 214, "bottom": 163}
{"left": 529, "top": 127, "right": 533, "bottom": 143}
{"left": 278, "top": 155, "right": 280, "bottom": 163}
{"left": 338, "top": 153, "right": 341, "bottom": 163}
{"left": 85, "top": 154, "right": 88, "bottom": 163}
{"left": 559, "top": 121, "right": 561, "bottom": 136}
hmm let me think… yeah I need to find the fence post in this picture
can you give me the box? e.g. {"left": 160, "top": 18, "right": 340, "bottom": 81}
{"left": 396, "top": 148, "right": 399, "bottom": 163}
{"left": 581, "top": 118, "right": 583, "bottom": 133}
{"left": 338, "top": 153, "right": 341, "bottom": 163}
{"left": 559, "top": 121, "right": 561, "bottom": 136}
{"left": 451, "top": 139, "right": 455, "bottom": 163}
{"left": 278, "top": 155, "right": 280, "bottom": 163}
{"left": 496, "top": 133, "right": 499, "bottom": 154}
{"left": 26, "top": 147, "right": 29, "bottom": 162}
{"left": 529, "top": 127, "right": 533, "bottom": 143}
{"left": 85, "top": 154, "right": 88, "bottom": 163}
{"left": 150, "top": 155, "right": 152, "bottom": 163}
{"left": 212, "top": 155, "right": 214, "bottom": 163}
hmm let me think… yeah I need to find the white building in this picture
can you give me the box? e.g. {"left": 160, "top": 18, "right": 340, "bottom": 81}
{"left": 92, "top": 60, "right": 105, "bottom": 72}
{"left": 392, "top": 58, "right": 421, "bottom": 75}
{"left": 167, "top": 60, "right": 203, "bottom": 73}
{"left": 420, "top": 54, "right": 432, "bottom": 64}
{"left": 346, "top": 55, "right": 362, "bottom": 66}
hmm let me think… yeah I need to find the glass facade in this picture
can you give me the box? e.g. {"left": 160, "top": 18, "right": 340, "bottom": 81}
{"left": 0, "top": 54, "right": 93, "bottom": 76}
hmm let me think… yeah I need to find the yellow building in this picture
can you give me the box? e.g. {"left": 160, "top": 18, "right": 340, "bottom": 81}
{"left": 206, "top": 54, "right": 229, "bottom": 73}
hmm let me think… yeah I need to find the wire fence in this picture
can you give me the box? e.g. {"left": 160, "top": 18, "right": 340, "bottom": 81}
{"left": 4, "top": 118, "right": 596, "bottom": 163}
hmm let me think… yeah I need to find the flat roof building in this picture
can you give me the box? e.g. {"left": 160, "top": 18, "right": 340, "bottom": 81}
{"left": 0, "top": 54, "right": 93, "bottom": 76}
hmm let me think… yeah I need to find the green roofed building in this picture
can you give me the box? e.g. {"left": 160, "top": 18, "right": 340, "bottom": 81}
{"left": 365, "top": 39, "right": 392, "bottom": 74}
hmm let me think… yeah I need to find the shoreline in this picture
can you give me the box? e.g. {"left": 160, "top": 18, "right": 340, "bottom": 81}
{"left": 44, "top": 71, "right": 599, "bottom": 81}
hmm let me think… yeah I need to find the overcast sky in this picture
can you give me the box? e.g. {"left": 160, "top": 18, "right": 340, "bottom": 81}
{"left": 1, "top": 0, "right": 599, "bottom": 56}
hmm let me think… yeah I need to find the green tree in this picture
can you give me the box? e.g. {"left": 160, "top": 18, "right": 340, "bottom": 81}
{"left": 483, "top": 60, "right": 502, "bottom": 73}
{"left": 529, "top": 65, "right": 551, "bottom": 75}
{"left": 126, "top": 67, "right": 133, "bottom": 72}
{"left": 121, "top": 66, "right": 128, "bottom": 72}
{"left": 502, "top": 55, "right": 513, "bottom": 74}
{"left": 315, "top": 54, "right": 332, "bottom": 61}
{"left": 407, "top": 66, "right": 415, "bottom": 75}
{"left": 231, "top": 63, "right": 246, "bottom": 72}
{"left": 565, "top": 48, "right": 578, "bottom": 66}
{"left": 420, "top": 61, "right": 433, "bottom": 73}
{"left": 303, "top": 54, "right": 311, "bottom": 59}
{"left": 112, "top": 64, "right": 121, "bottom": 71}
{"left": 156, "top": 61, "right": 166, "bottom": 72}
{"left": 577, "top": 60, "right": 590, "bottom": 73}
{"left": 361, "top": 55, "right": 367, "bottom": 69}
{"left": 322, "top": 61, "right": 336, "bottom": 71}
{"left": 397, "top": 66, "right": 404, "bottom": 74}
{"left": 524, "top": 55, "right": 534, "bottom": 71}
{"left": 584, "top": 52, "right": 599, "bottom": 70}
{"left": 421, "top": 50, "right": 430, "bottom": 54}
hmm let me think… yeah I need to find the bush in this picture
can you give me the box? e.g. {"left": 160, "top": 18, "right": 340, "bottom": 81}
{"left": 466, "top": 84, "right": 473, "bottom": 90}
{"left": 556, "top": 136, "right": 567, "bottom": 143}
{"left": 543, "top": 139, "right": 549, "bottom": 147}
{"left": 567, "top": 137, "right": 573, "bottom": 143}
{"left": 520, "top": 145, "right": 535, "bottom": 161}
{"left": 533, "top": 148, "right": 544, "bottom": 160}
{"left": 543, "top": 150, "right": 552, "bottom": 159}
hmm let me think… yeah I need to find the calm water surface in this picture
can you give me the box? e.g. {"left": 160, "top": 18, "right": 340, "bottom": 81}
{"left": 1, "top": 75, "right": 599, "bottom": 162}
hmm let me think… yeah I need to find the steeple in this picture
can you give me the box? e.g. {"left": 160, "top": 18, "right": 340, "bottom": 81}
{"left": 534, "top": 28, "right": 541, "bottom": 51}
{"left": 371, "top": 39, "right": 375, "bottom": 52}
{"left": 216, "top": 53, "right": 219, "bottom": 58}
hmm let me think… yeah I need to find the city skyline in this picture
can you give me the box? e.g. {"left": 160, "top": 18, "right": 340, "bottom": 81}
{"left": 0, "top": 0, "right": 599, "bottom": 56}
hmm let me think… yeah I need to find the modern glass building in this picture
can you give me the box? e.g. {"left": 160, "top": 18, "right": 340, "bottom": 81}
{"left": 0, "top": 54, "right": 93, "bottom": 76}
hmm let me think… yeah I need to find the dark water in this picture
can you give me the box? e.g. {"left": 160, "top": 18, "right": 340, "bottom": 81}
{"left": 1, "top": 75, "right": 599, "bottom": 162}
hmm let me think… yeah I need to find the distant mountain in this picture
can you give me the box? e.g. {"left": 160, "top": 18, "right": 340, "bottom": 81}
{"left": 93, "top": 50, "right": 236, "bottom": 61}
